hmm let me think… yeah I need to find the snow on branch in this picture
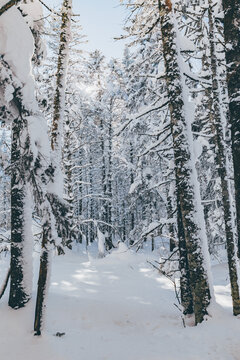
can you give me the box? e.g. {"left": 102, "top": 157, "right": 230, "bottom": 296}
{"left": 82, "top": 219, "right": 115, "bottom": 230}
{"left": 115, "top": 100, "right": 169, "bottom": 136}
{"left": 0, "top": 0, "right": 21, "bottom": 17}
{"left": 38, "top": 0, "right": 78, "bottom": 22}
{"left": 138, "top": 132, "right": 171, "bottom": 158}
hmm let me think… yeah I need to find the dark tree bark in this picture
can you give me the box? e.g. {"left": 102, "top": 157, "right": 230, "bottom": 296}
{"left": 222, "top": 0, "right": 240, "bottom": 257}
{"left": 9, "top": 114, "right": 31, "bottom": 309}
{"left": 206, "top": 0, "right": 240, "bottom": 315}
{"left": 51, "top": 0, "right": 72, "bottom": 153}
{"left": 34, "top": 210, "right": 51, "bottom": 336}
{"left": 158, "top": 0, "right": 211, "bottom": 324}
{"left": 63, "top": 115, "right": 74, "bottom": 248}
{"left": 98, "top": 93, "right": 114, "bottom": 251}
{"left": 167, "top": 184, "right": 176, "bottom": 252}
{"left": 34, "top": 0, "right": 72, "bottom": 336}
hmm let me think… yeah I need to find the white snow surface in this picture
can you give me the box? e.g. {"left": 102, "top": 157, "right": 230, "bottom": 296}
{"left": 0, "top": 249, "right": 240, "bottom": 360}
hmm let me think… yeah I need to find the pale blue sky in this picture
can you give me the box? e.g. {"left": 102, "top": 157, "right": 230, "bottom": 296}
{"left": 46, "top": 0, "right": 127, "bottom": 59}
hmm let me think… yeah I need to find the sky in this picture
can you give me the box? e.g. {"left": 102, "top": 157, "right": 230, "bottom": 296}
{"left": 46, "top": 0, "right": 128, "bottom": 59}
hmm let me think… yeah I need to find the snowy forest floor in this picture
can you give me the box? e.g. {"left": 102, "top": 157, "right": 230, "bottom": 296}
{"left": 0, "top": 245, "right": 240, "bottom": 360}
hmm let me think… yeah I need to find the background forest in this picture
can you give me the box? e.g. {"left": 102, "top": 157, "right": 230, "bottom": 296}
{"left": 0, "top": 0, "right": 240, "bottom": 359}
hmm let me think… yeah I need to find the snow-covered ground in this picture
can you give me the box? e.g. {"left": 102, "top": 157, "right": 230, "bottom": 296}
{"left": 0, "top": 245, "right": 240, "bottom": 360}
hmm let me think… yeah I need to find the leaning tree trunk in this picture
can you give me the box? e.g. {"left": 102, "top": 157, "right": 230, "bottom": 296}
{"left": 34, "top": 0, "right": 72, "bottom": 336}
{"left": 158, "top": 0, "right": 211, "bottom": 324}
{"left": 206, "top": 0, "right": 240, "bottom": 315}
{"left": 222, "top": 0, "right": 240, "bottom": 257}
{"left": 34, "top": 207, "right": 52, "bottom": 335}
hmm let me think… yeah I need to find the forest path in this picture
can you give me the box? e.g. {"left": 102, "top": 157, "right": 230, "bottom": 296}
{"left": 0, "top": 247, "right": 240, "bottom": 360}
{"left": 46, "top": 247, "right": 179, "bottom": 360}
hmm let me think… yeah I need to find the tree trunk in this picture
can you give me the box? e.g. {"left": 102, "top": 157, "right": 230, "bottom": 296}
{"left": 9, "top": 116, "right": 32, "bottom": 309}
{"left": 207, "top": 0, "right": 240, "bottom": 315}
{"left": 129, "top": 142, "right": 135, "bottom": 245}
{"left": 64, "top": 115, "right": 74, "bottom": 248}
{"left": 89, "top": 153, "right": 94, "bottom": 244}
{"left": 34, "top": 0, "right": 72, "bottom": 335}
{"left": 158, "top": 0, "right": 211, "bottom": 324}
{"left": 34, "top": 209, "right": 51, "bottom": 336}
{"left": 51, "top": 0, "right": 72, "bottom": 155}
{"left": 222, "top": 0, "right": 240, "bottom": 257}
{"left": 167, "top": 183, "right": 176, "bottom": 251}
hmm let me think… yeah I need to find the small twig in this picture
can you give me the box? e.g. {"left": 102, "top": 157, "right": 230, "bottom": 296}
{"left": 0, "top": 268, "right": 10, "bottom": 300}
{"left": 38, "top": 0, "right": 77, "bottom": 23}
{"left": 155, "top": 248, "right": 179, "bottom": 265}
{"left": 147, "top": 260, "right": 181, "bottom": 305}
{"left": 147, "top": 260, "right": 185, "bottom": 327}
{"left": 0, "top": 0, "right": 20, "bottom": 17}
{"left": 174, "top": 304, "right": 186, "bottom": 328}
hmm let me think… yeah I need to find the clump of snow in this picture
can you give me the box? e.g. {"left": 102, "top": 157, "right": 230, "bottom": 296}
{"left": 96, "top": 228, "right": 105, "bottom": 258}
{"left": 115, "top": 241, "right": 128, "bottom": 253}
{"left": 19, "top": 0, "right": 43, "bottom": 29}
{"left": 178, "top": 32, "right": 195, "bottom": 52}
{"left": 0, "top": 6, "right": 35, "bottom": 105}
{"left": 27, "top": 115, "right": 51, "bottom": 162}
